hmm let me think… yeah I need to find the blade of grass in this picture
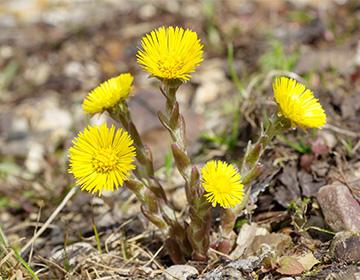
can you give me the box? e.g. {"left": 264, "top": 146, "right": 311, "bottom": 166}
{"left": 0, "top": 225, "right": 39, "bottom": 280}
{"left": 93, "top": 222, "right": 102, "bottom": 255}
{"left": 227, "top": 43, "right": 245, "bottom": 98}
{"left": 0, "top": 224, "right": 8, "bottom": 246}
{"left": 12, "top": 247, "right": 40, "bottom": 280}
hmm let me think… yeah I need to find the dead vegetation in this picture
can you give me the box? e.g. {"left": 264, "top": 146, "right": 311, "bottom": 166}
{"left": 1, "top": 0, "right": 360, "bottom": 279}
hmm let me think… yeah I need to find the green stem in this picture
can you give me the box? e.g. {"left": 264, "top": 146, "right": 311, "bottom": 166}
{"left": 110, "top": 104, "right": 191, "bottom": 262}
{"left": 160, "top": 79, "right": 211, "bottom": 261}
{"left": 125, "top": 179, "right": 168, "bottom": 230}
{"left": 111, "top": 103, "right": 155, "bottom": 179}
{"left": 221, "top": 115, "right": 290, "bottom": 240}
{"left": 241, "top": 114, "right": 290, "bottom": 176}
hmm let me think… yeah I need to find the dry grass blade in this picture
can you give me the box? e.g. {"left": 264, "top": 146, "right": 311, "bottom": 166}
{"left": 20, "top": 186, "right": 78, "bottom": 255}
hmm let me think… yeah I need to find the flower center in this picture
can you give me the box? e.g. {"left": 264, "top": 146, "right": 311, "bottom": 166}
{"left": 157, "top": 56, "right": 185, "bottom": 78}
{"left": 92, "top": 148, "right": 119, "bottom": 173}
{"left": 214, "top": 175, "right": 232, "bottom": 194}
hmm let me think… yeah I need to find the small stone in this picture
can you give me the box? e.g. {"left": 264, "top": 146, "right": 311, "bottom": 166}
{"left": 229, "top": 256, "right": 262, "bottom": 273}
{"left": 0, "top": 45, "right": 13, "bottom": 59}
{"left": 317, "top": 130, "right": 337, "bottom": 150}
{"left": 194, "top": 82, "right": 219, "bottom": 106}
{"left": 214, "top": 267, "right": 245, "bottom": 279}
{"left": 64, "top": 61, "right": 83, "bottom": 77}
{"left": 162, "top": 265, "right": 198, "bottom": 280}
{"left": 38, "top": 107, "right": 72, "bottom": 132}
{"left": 325, "top": 266, "right": 360, "bottom": 280}
{"left": 51, "top": 242, "right": 95, "bottom": 266}
{"left": 192, "top": 59, "right": 231, "bottom": 112}
{"left": 11, "top": 117, "right": 29, "bottom": 135}
{"left": 25, "top": 142, "right": 44, "bottom": 174}
{"left": 24, "top": 61, "right": 50, "bottom": 85}
{"left": 197, "top": 265, "right": 246, "bottom": 280}
{"left": 139, "top": 4, "right": 156, "bottom": 19}
{"left": 330, "top": 232, "right": 360, "bottom": 263}
{"left": 317, "top": 183, "right": 360, "bottom": 232}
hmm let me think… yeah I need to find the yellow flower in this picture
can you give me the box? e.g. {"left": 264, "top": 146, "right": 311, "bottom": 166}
{"left": 68, "top": 124, "right": 136, "bottom": 195}
{"left": 82, "top": 73, "right": 134, "bottom": 114}
{"left": 273, "top": 77, "right": 326, "bottom": 128}
{"left": 137, "top": 26, "right": 203, "bottom": 81}
{"left": 201, "top": 160, "right": 244, "bottom": 209}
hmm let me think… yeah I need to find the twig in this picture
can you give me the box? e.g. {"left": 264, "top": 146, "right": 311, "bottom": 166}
{"left": 352, "top": 140, "right": 360, "bottom": 154}
{"left": 37, "top": 255, "right": 68, "bottom": 274}
{"left": 20, "top": 187, "right": 78, "bottom": 255}
{"left": 130, "top": 243, "right": 163, "bottom": 269}
{"left": 0, "top": 188, "right": 78, "bottom": 276}
{"left": 208, "top": 248, "right": 232, "bottom": 260}
{"left": 6, "top": 222, "right": 58, "bottom": 233}
{"left": 304, "top": 226, "right": 335, "bottom": 236}
{"left": 28, "top": 206, "right": 42, "bottom": 264}
{"left": 119, "top": 251, "right": 141, "bottom": 268}
{"left": 324, "top": 124, "right": 360, "bottom": 138}
{"left": 142, "top": 245, "right": 163, "bottom": 267}
{"left": 85, "top": 259, "right": 132, "bottom": 273}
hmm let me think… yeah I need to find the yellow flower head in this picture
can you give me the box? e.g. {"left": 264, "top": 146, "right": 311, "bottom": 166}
{"left": 82, "top": 73, "right": 134, "bottom": 114}
{"left": 68, "top": 124, "right": 136, "bottom": 195}
{"left": 201, "top": 160, "right": 244, "bottom": 209}
{"left": 273, "top": 77, "right": 326, "bottom": 128}
{"left": 137, "top": 26, "right": 203, "bottom": 82}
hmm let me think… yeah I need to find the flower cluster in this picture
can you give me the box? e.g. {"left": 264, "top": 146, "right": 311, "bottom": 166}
{"left": 67, "top": 25, "right": 327, "bottom": 262}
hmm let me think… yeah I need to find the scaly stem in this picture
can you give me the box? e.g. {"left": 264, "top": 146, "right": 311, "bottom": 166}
{"left": 111, "top": 103, "right": 155, "bottom": 180}
{"left": 240, "top": 114, "right": 290, "bottom": 177}
{"left": 110, "top": 104, "right": 191, "bottom": 262}
{"left": 159, "top": 79, "right": 211, "bottom": 261}
{"left": 219, "top": 115, "right": 291, "bottom": 252}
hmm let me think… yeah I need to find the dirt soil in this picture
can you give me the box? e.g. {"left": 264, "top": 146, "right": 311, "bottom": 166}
{"left": 0, "top": 0, "right": 360, "bottom": 279}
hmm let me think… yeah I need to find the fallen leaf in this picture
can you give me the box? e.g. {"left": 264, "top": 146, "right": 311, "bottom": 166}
{"left": 276, "top": 256, "right": 305, "bottom": 275}
{"left": 296, "top": 252, "right": 319, "bottom": 271}
{"left": 274, "top": 164, "right": 301, "bottom": 207}
{"left": 248, "top": 233, "right": 292, "bottom": 257}
{"left": 230, "top": 223, "right": 268, "bottom": 259}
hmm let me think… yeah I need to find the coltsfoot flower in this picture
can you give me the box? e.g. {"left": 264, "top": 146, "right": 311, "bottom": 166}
{"left": 137, "top": 26, "right": 203, "bottom": 82}
{"left": 82, "top": 73, "right": 134, "bottom": 114}
{"left": 201, "top": 160, "right": 244, "bottom": 209}
{"left": 273, "top": 77, "right": 326, "bottom": 128}
{"left": 69, "top": 124, "right": 136, "bottom": 195}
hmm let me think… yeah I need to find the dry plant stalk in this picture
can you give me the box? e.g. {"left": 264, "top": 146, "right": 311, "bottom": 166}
{"left": 67, "top": 26, "right": 327, "bottom": 263}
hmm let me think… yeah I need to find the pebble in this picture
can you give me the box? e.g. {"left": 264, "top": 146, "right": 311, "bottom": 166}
{"left": 161, "top": 265, "right": 198, "bottom": 280}
{"left": 330, "top": 231, "right": 360, "bottom": 263}
{"left": 38, "top": 107, "right": 72, "bottom": 132}
{"left": 317, "top": 183, "right": 360, "bottom": 232}
{"left": 25, "top": 142, "right": 44, "bottom": 174}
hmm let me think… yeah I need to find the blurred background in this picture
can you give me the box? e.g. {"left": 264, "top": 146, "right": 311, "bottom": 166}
{"left": 0, "top": 0, "right": 360, "bottom": 278}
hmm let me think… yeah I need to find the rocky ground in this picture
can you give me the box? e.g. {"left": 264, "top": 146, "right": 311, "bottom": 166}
{"left": 0, "top": 0, "right": 360, "bottom": 279}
